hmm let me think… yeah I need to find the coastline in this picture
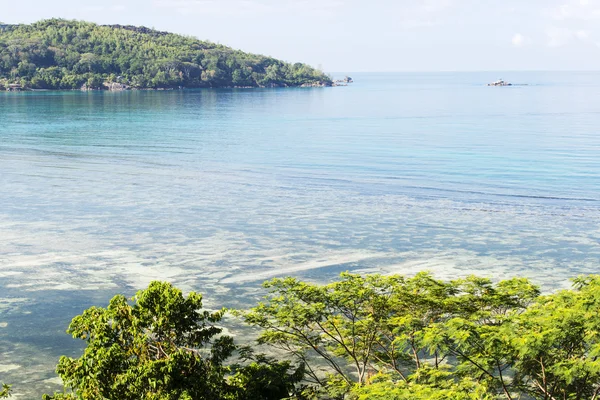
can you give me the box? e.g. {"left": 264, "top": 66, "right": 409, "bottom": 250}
{"left": 2, "top": 78, "right": 354, "bottom": 92}
{"left": 2, "top": 82, "right": 337, "bottom": 92}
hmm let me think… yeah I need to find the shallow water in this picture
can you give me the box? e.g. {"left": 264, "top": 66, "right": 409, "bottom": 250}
{"left": 1, "top": 72, "right": 600, "bottom": 397}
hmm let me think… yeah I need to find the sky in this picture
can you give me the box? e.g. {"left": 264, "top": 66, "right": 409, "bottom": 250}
{"left": 1, "top": 0, "right": 599, "bottom": 72}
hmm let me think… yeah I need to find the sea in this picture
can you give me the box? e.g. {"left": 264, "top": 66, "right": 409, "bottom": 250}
{"left": 1, "top": 71, "right": 599, "bottom": 397}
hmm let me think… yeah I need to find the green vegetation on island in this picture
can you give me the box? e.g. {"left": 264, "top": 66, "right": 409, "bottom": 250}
{"left": 4, "top": 272, "right": 600, "bottom": 399}
{"left": 0, "top": 19, "right": 332, "bottom": 91}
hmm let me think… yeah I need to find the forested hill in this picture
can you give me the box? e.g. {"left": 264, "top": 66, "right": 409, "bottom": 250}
{"left": 0, "top": 19, "right": 332, "bottom": 90}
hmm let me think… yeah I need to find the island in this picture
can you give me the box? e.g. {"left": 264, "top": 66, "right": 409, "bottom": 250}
{"left": 0, "top": 19, "right": 333, "bottom": 91}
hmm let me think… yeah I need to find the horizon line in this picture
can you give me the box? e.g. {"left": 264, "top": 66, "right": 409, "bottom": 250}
{"left": 326, "top": 70, "right": 600, "bottom": 73}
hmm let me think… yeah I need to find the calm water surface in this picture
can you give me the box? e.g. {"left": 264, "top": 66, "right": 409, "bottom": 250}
{"left": 1, "top": 72, "right": 600, "bottom": 397}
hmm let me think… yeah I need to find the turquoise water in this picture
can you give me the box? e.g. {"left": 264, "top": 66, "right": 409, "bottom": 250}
{"left": 1, "top": 72, "right": 600, "bottom": 397}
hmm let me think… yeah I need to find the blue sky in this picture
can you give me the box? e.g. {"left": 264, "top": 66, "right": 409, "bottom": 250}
{"left": 1, "top": 0, "right": 599, "bottom": 72}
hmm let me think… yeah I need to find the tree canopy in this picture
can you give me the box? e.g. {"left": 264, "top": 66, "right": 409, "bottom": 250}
{"left": 5, "top": 272, "right": 600, "bottom": 399}
{"left": 242, "top": 272, "right": 600, "bottom": 399}
{"left": 41, "top": 281, "right": 304, "bottom": 400}
{"left": 0, "top": 19, "right": 332, "bottom": 90}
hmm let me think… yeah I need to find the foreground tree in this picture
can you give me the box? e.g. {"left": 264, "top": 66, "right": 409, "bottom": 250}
{"left": 509, "top": 275, "right": 600, "bottom": 400}
{"left": 43, "top": 281, "right": 307, "bottom": 400}
{"left": 349, "top": 369, "right": 494, "bottom": 400}
{"left": 43, "top": 281, "right": 235, "bottom": 400}
{"left": 243, "top": 272, "right": 542, "bottom": 398}
{"left": 242, "top": 273, "right": 402, "bottom": 391}
{"left": 423, "top": 276, "right": 540, "bottom": 398}
{"left": 29, "top": 273, "right": 600, "bottom": 399}
{"left": 228, "top": 350, "right": 308, "bottom": 400}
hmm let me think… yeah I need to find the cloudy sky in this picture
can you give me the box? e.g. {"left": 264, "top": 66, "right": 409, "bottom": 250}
{"left": 1, "top": 0, "right": 599, "bottom": 72}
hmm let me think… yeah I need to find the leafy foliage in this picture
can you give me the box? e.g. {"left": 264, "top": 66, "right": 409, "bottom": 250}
{"left": 509, "top": 275, "right": 600, "bottom": 399}
{"left": 42, "top": 281, "right": 303, "bottom": 400}
{"left": 43, "top": 281, "right": 234, "bottom": 400}
{"left": 0, "top": 19, "right": 331, "bottom": 90}
{"left": 349, "top": 370, "right": 494, "bottom": 400}
{"left": 0, "top": 383, "right": 10, "bottom": 399}
{"left": 228, "top": 349, "right": 308, "bottom": 400}
{"left": 242, "top": 273, "right": 402, "bottom": 388}
{"left": 10, "top": 273, "right": 600, "bottom": 399}
{"left": 243, "top": 272, "right": 555, "bottom": 399}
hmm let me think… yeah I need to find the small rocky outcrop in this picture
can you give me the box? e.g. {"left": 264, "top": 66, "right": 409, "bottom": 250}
{"left": 6, "top": 83, "right": 23, "bottom": 91}
{"left": 332, "top": 76, "right": 354, "bottom": 86}
{"left": 80, "top": 83, "right": 100, "bottom": 91}
{"left": 262, "top": 83, "right": 286, "bottom": 88}
{"left": 104, "top": 82, "right": 130, "bottom": 91}
{"left": 300, "top": 81, "right": 332, "bottom": 87}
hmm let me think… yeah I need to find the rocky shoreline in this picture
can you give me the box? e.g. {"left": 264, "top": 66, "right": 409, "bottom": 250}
{"left": 3, "top": 80, "right": 341, "bottom": 92}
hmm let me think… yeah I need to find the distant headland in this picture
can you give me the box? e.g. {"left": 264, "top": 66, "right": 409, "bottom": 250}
{"left": 0, "top": 19, "right": 333, "bottom": 91}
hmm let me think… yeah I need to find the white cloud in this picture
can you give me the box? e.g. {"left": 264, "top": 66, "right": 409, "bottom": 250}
{"left": 420, "top": 0, "right": 455, "bottom": 13}
{"left": 541, "top": 1, "right": 598, "bottom": 48}
{"left": 546, "top": 26, "right": 574, "bottom": 46}
{"left": 546, "top": 0, "right": 600, "bottom": 20}
{"left": 383, "top": 0, "right": 460, "bottom": 30}
{"left": 153, "top": 0, "right": 269, "bottom": 16}
{"left": 545, "top": 27, "right": 592, "bottom": 46}
{"left": 81, "top": 3, "right": 126, "bottom": 13}
{"left": 575, "top": 29, "right": 590, "bottom": 39}
{"left": 152, "top": 0, "right": 343, "bottom": 17}
{"left": 152, "top": 0, "right": 460, "bottom": 28}
{"left": 512, "top": 33, "right": 527, "bottom": 47}
{"left": 82, "top": 5, "right": 105, "bottom": 12}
